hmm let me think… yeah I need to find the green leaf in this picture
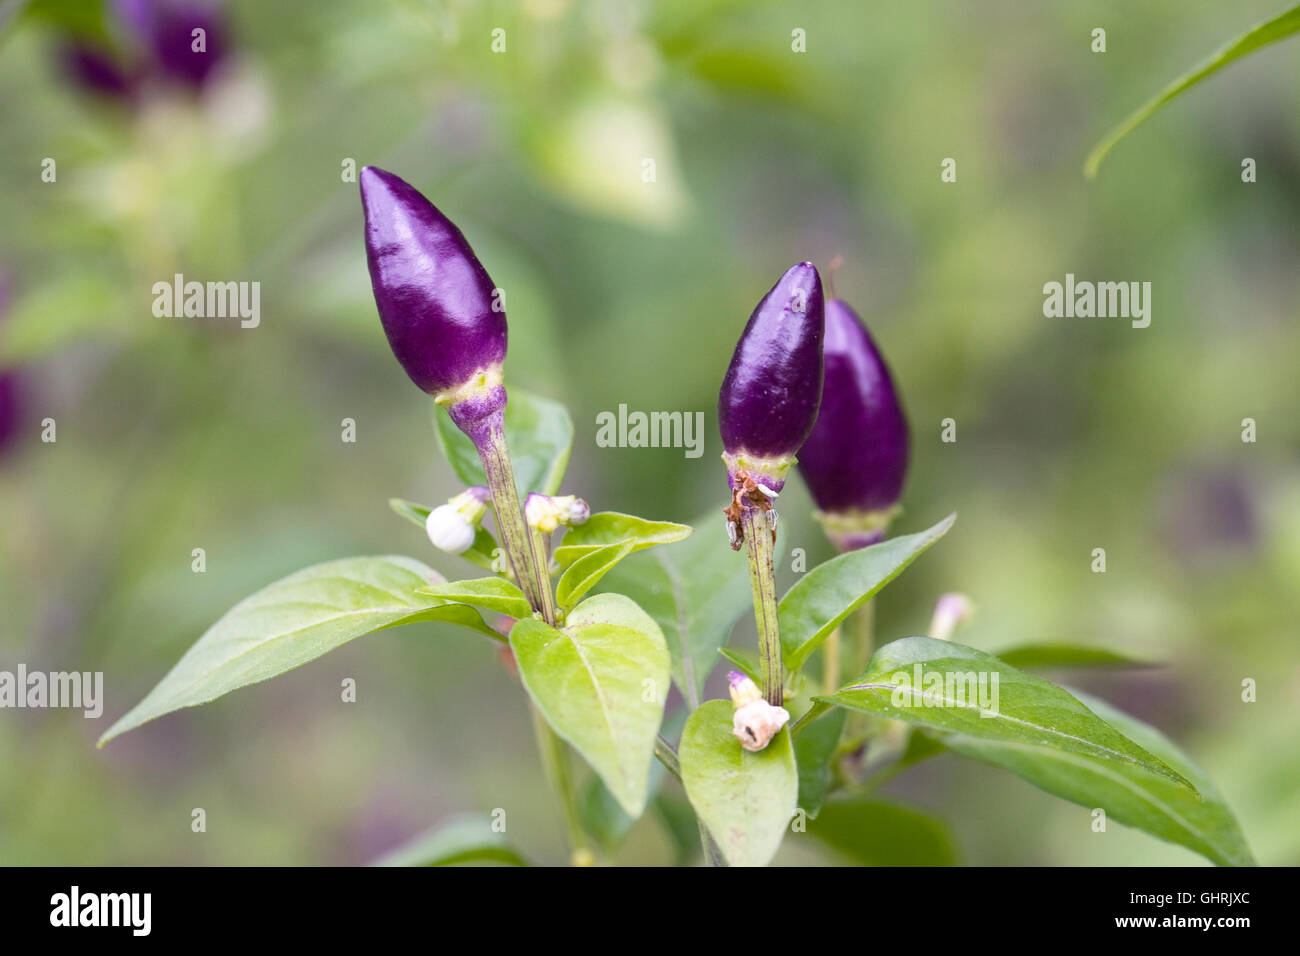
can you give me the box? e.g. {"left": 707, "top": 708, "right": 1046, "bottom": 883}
{"left": 1084, "top": 4, "right": 1300, "bottom": 178}
{"left": 596, "top": 510, "right": 773, "bottom": 699}
{"left": 510, "top": 593, "right": 669, "bottom": 817}
{"left": 817, "top": 636, "right": 1196, "bottom": 792}
{"left": 937, "top": 690, "right": 1255, "bottom": 866}
{"left": 556, "top": 541, "right": 635, "bottom": 610}
{"left": 808, "top": 797, "right": 958, "bottom": 866}
{"left": 679, "top": 698, "right": 797, "bottom": 867}
{"left": 99, "top": 556, "right": 499, "bottom": 746}
{"left": 994, "top": 643, "right": 1157, "bottom": 671}
{"left": 388, "top": 498, "right": 499, "bottom": 571}
{"left": 553, "top": 512, "right": 692, "bottom": 569}
{"left": 780, "top": 514, "right": 956, "bottom": 672}
{"left": 434, "top": 386, "right": 573, "bottom": 496}
{"left": 794, "top": 707, "right": 847, "bottom": 820}
{"left": 371, "top": 815, "right": 527, "bottom": 866}
{"left": 417, "top": 576, "right": 531, "bottom": 619}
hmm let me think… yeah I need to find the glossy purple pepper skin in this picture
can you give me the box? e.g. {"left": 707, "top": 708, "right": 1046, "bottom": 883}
{"left": 359, "top": 166, "right": 508, "bottom": 398}
{"left": 718, "top": 262, "right": 825, "bottom": 482}
{"left": 797, "top": 297, "right": 909, "bottom": 545}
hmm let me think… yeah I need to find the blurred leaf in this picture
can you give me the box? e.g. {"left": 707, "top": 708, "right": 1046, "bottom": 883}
{"left": 417, "top": 576, "right": 530, "bottom": 618}
{"left": 780, "top": 514, "right": 956, "bottom": 671}
{"left": 371, "top": 815, "right": 526, "bottom": 867}
{"left": 808, "top": 797, "right": 957, "bottom": 866}
{"left": 679, "top": 699, "right": 797, "bottom": 867}
{"left": 795, "top": 707, "right": 846, "bottom": 820}
{"left": 0, "top": 274, "right": 128, "bottom": 364}
{"left": 388, "top": 498, "right": 499, "bottom": 572}
{"left": 434, "top": 387, "right": 573, "bottom": 497}
{"left": 938, "top": 691, "right": 1255, "bottom": 866}
{"left": 817, "top": 636, "right": 1195, "bottom": 791}
{"left": 654, "top": 795, "right": 703, "bottom": 867}
{"left": 579, "top": 756, "right": 668, "bottom": 854}
{"left": 556, "top": 541, "right": 635, "bottom": 610}
{"left": 597, "top": 510, "right": 771, "bottom": 699}
{"left": 99, "top": 556, "right": 498, "bottom": 746}
{"left": 994, "top": 643, "right": 1157, "bottom": 671}
{"left": 1085, "top": 4, "right": 1300, "bottom": 178}
{"left": 553, "top": 512, "right": 692, "bottom": 568}
{"left": 510, "top": 593, "right": 669, "bottom": 817}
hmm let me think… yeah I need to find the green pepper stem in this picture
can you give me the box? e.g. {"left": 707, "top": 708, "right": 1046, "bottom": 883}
{"left": 477, "top": 418, "right": 558, "bottom": 626}
{"left": 741, "top": 504, "right": 783, "bottom": 707}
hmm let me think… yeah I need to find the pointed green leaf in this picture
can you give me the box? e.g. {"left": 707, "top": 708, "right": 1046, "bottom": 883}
{"left": 718, "top": 646, "right": 760, "bottom": 683}
{"left": 597, "top": 510, "right": 774, "bottom": 698}
{"left": 99, "top": 556, "right": 498, "bottom": 746}
{"left": 817, "top": 636, "right": 1195, "bottom": 792}
{"left": 556, "top": 541, "right": 635, "bottom": 610}
{"left": 994, "top": 643, "right": 1157, "bottom": 671}
{"left": 417, "top": 576, "right": 530, "bottom": 618}
{"left": 1085, "top": 4, "right": 1300, "bottom": 179}
{"left": 434, "top": 387, "right": 573, "bottom": 496}
{"left": 780, "top": 514, "right": 956, "bottom": 671}
{"left": 510, "top": 593, "right": 669, "bottom": 817}
{"left": 679, "top": 698, "right": 797, "bottom": 867}
{"left": 553, "top": 512, "right": 692, "bottom": 568}
{"left": 808, "top": 797, "right": 957, "bottom": 866}
{"left": 938, "top": 690, "right": 1254, "bottom": 866}
{"left": 371, "top": 815, "right": 527, "bottom": 867}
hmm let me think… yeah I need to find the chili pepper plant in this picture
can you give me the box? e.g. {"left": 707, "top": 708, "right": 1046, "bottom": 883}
{"left": 98, "top": 170, "right": 1253, "bottom": 868}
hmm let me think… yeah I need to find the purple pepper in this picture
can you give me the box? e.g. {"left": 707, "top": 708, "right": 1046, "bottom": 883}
{"left": 718, "top": 262, "right": 825, "bottom": 493}
{"left": 137, "top": 0, "right": 228, "bottom": 89}
{"left": 359, "top": 166, "right": 508, "bottom": 426}
{"left": 797, "top": 297, "right": 909, "bottom": 550}
{"left": 0, "top": 276, "right": 19, "bottom": 458}
{"left": 58, "top": 43, "right": 138, "bottom": 101}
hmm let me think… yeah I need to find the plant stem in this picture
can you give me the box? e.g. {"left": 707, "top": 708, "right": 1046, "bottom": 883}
{"left": 852, "top": 599, "right": 875, "bottom": 678}
{"left": 529, "top": 701, "right": 590, "bottom": 865}
{"left": 741, "top": 505, "right": 783, "bottom": 706}
{"left": 478, "top": 419, "right": 558, "bottom": 625}
{"left": 822, "top": 626, "right": 841, "bottom": 693}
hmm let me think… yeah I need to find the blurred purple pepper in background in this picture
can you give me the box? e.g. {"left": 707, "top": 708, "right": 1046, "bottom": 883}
{"left": 797, "top": 295, "right": 909, "bottom": 550}
{"left": 0, "top": 274, "right": 21, "bottom": 458}
{"left": 359, "top": 166, "right": 508, "bottom": 422}
{"left": 718, "top": 261, "right": 825, "bottom": 493}
{"left": 116, "top": 0, "right": 227, "bottom": 89}
{"left": 57, "top": 0, "right": 229, "bottom": 102}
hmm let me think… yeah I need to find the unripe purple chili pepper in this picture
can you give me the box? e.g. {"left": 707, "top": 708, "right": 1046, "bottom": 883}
{"left": 718, "top": 261, "right": 825, "bottom": 496}
{"left": 358, "top": 167, "right": 555, "bottom": 623}
{"left": 719, "top": 262, "right": 825, "bottom": 710}
{"left": 797, "top": 296, "right": 909, "bottom": 550}
{"left": 359, "top": 166, "right": 508, "bottom": 434}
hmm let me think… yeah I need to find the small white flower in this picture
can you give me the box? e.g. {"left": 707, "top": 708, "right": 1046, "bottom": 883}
{"left": 426, "top": 504, "right": 476, "bottom": 554}
{"left": 525, "top": 493, "right": 564, "bottom": 533}
{"left": 732, "top": 700, "right": 791, "bottom": 752}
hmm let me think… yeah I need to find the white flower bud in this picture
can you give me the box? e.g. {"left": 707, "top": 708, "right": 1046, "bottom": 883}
{"left": 525, "top": 493, "right": 564, "bottom": 533}
{"left": 426, "top": 503, "right": 476, "bottom": 554}
{"left": 732, "top": 700, "right": 791, "bottom": 752}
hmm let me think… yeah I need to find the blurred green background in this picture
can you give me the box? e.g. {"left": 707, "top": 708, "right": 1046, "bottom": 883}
{"left": 1, "top": 0, "right": 1297, "bottom": 865}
